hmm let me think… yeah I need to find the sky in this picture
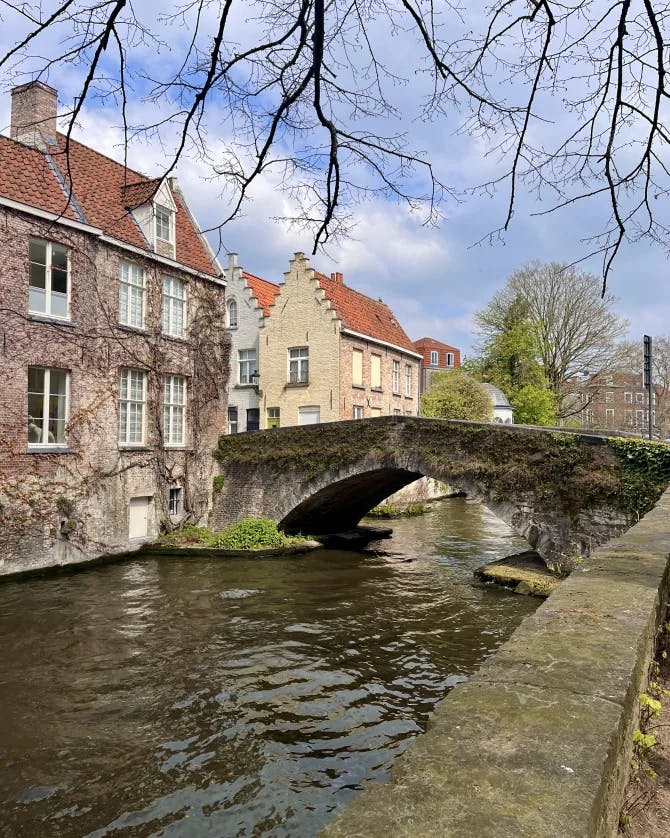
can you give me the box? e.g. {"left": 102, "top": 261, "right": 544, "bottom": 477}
{"left": 1, "top": 1, "right": 669, "bottom": 357}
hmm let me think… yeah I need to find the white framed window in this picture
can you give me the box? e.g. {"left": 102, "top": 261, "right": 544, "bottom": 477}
{"left": 636, "top": 409, "right": 644, "bottom": 426}
{"left": 169, "top": 487, "right": 182, "bottom": 516}
{"left": 227, "top": 298, "right": 238, "bottom": 328}
{"left": 371, "top": 354, "right": 382, "bottom": 389}
{"left": 605, "top": 391, "right": 613, "bottom": 403}
{"left": 636, "top": 392, "right": 644, "bottom": 403}
{"left": 228, "top": 406, "right": 238, "bottom": 434}
{"left": 393, "top": 408, "right": 401, "bottom": 416}
{"left": 162, "top": 277, "right": 186, "bottom": 338}
{"left": 446, "top": 352, "right": 455, "bottom": 367}
{"left": 624, "top": 392, "right": 632, "bottom": 404}
{"left": 352, "top": 349, "right": 363, "bottom": 386}
{"left": 29, "top": 239, "right": 69, "bottom": 319}
{"left": 430, "top": 350, "right": 438, "bottom": 366}
{"left": 405, "top": 364, "right": 412, "bottom": 397}
{"left": 118, "top": 369, "right": 146, "bottom": 445}
{"left": 605, "top": 408, "right": 614, "bottom": 425}
{"left": 353, "top": 405, "right": 364, "bottom": 419}
{"left": 392, "top": 360, "right": 400, "bottom": 394}
{"left": 28, "top": 367, "right": 69, "bottom": 446}
{"left": 155, "top": 205, "right": 174, "bottom": 243}
{"left": 239, "top": 349, "right": 257, "bottom": 385}
{"left": 163, "top": 375, "right": 186, "bottom": 446}
{"left": 119, "top": 261, "right": 146, "bottom": 328}
{"left": 298, "top": 405, "right": 320, "bottom": 425}
{"left": 289, "top": 347, "right": 309, "bottom": 384}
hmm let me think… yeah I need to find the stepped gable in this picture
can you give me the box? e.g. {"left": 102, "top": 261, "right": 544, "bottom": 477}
{"left": 314, "top": 271, "right": 417, "bottom": 353}
{"left": 242, "top": 270, "right": 281, "bottom": 316}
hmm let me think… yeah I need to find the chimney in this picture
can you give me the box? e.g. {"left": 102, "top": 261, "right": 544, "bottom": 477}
{"left": 10, "top": 81, "right": 58, "bottom": 148}
{"left": 330, "top": 271, "right": 344, "bottom": 284}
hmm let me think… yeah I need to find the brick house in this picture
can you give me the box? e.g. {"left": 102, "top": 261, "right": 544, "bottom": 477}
{"left": 0, "top": 82, "right": 228, "bottom": 575}
{"left": 223, "top": 253, "right": 280, "bottom": 433}
{"left": 257, "top": 252, "right": 422, "bottom": 427}
{"left": 413, "top": 337, "right": 461, "bottom": 396}
{"left": 565, "top": 371, "right": 664, "bottom": 436}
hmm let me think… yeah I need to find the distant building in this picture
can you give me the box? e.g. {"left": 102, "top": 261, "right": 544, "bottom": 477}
{"left": 564, "top": 371, "right": 664, "bottom": 436}
{"left": 258, "top": 253, "right": 422, "bottom": 426}
{"left": 482, "top": 384, "right": 515, "bottom": 424}
{"left": 223, "top": 254, "right": 280, "bottom": 433}
{"left": 413, "top": 337, "right": 461, "bottom": 396}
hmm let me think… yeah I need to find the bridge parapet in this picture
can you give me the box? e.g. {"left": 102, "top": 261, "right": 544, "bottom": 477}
{"left": 213, "top": 416, "right": 670, "bottom": 569}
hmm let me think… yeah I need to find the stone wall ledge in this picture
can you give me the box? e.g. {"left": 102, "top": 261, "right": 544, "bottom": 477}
{"left": 321, "top": 488, "right": 670, "bottom": 838}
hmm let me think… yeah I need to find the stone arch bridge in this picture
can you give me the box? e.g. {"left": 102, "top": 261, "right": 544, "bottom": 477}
{"left": 212, "top": 416, "right": 665, "bottom": 566}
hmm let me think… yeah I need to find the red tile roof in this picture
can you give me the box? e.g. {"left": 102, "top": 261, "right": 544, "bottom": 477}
{"left": 242, "top": 271, "right": 280, "bottom": 316}
{"left": 0, "top": 134, "right": 219, "bottom": 277}
{"left": 314, "top": 272, "right": 418, "bottom": 354}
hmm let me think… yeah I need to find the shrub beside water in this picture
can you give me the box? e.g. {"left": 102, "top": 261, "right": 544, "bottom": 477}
{"left": 367, "top": 503, "right": 427, "bottom": 519}
{"left": 161, "top": 518, "right": 303, "bottom": 550}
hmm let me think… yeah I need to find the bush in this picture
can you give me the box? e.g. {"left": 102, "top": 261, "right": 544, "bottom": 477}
{"left": 209, "top": 517, "right": 292, "bottom": 549}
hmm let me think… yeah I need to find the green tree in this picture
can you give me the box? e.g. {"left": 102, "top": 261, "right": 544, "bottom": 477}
{"left": 474, "top": 262, "right": 627, "bottom": 418}
{"left": 511, "top": 385, "right": 557, "bottom": 426}
{"left": 421, "top": 371, "right": 493, "bottom": 422}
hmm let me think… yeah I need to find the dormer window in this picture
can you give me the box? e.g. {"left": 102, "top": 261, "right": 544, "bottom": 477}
{"left": 155, "top": 205, "right": 174, "bottom": 243}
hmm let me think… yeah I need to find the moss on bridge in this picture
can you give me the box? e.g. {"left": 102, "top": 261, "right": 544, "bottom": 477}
{"left": 215, "top": 418, "right": 670, "bottom": 525}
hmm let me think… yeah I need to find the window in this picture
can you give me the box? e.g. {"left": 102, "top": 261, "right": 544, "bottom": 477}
{"left": 353, "top": 405, "right": 364, "bottom": 419}
{"left": 29, "top": 239, "right": 69, "bottom": 319}
{"left": 605, "top": 392, "right": 613, "bottom": 403}
{"left": 289, "top": 347, "right": 309, "bottom": 384}
{"left": 246, "top": 408, "right": 260, "bottom": 432}
{"left": 163, "top": 375, "right": 186, "bottom": 446}
{"left": 118, "top": 369, "right": 146, "bottom": 444}
{"left": 605, "top": 408, "right": 614, "bottom": 426}
{"left": 405, "top": 365, "right": 412, "bottom": 397}
{"left": 636, "top": 409, "right": 644, "bottom": 427}
{"left": 28, "top": 367, "right": 68, "bottom": 446}
{"left": 119, "top": 261, "right": 145, "bottom": 328}
{"left": 238, "top": 349, "right": 257, "bottom": 385}
{"left": 155, "top": 205, "right": 173, "bottom": 242}
{"left": 162, "top": 277, "right": 186, "bottom": 338}
{"left": 636, "top": 392, "right": 644, "bottom": 403}
{"left": 393, "top": 408, "right": 401, "bottom": 416}
{"left": 298, "top": 406, "right": 320, "bottom": 425}
{"left": 446, "top": 352, "right": 455, "bottom": 368}
{"left": 169, "top": 487, "right": 182, "bottom": 517}
{"left": 430, "top": 350, "right": 439, "bottom": 366}
{"left": 625, "top": 410, "right": 633, "bottom": 426}
{"left": 228, "top": 406, "right": 238, "bottom": 434}
{"left": 267, "top": 407, "right": 280, "bottom": 429}
{"left": 624, "top": 392, "right": 632, "bottom": 404}
{"left": 352, "top": 349, "right": 363, "bottom": 387}
{"left": 227, "top": 299, "right": 237, "bottom": 328}
{"left": 392, "top": 360, "right": 400, "bottom": 394}
{"left": 371, "top": 354, "right": 382, "bottom": 389}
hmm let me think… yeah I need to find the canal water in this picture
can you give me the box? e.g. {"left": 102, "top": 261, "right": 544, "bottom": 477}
{"left": 0, "top": 498, "right": 539, "bottom": 837}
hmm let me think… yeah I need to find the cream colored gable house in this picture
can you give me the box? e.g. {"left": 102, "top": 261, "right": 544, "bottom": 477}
{"left": 258, "top": 253, "right": 422, "bottom": 427}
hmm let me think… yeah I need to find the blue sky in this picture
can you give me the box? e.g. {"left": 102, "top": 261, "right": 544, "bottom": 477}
{"left": 1, "top": 1, "right": 668, "bottom": 357}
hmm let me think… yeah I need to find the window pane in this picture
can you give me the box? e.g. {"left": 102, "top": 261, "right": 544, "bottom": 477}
{"left": 51, "top": 292, "right": 68, "bottom": 318}
{"left": 28, "top": 368, "right": 45, "bottom": 393}
{"left": 51, "top": 266, "right": 67, "bottom": 294}
{"left": 29, "top": 261, "right": 46, "bottom": 290}
{"left": 29, "top": 287, "right": 46, "bottom": 313}
{"left": 29, "top": 240, "right": 46, "bottom": 266}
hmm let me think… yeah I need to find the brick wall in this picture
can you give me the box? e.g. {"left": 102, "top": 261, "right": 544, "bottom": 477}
{"left": 0, "top": 205, "right": 228, "bottom": 575}
{"left": 339, "top": 335, "right": 420, "bottom": 419}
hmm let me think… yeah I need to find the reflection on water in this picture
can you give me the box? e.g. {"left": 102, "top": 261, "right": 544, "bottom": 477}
{"left": 0, "top": 498, "right": 537, "bottom": 837}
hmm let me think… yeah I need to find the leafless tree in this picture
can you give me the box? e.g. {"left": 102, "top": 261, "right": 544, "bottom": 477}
{"left": 475, "top": 261, "right": 628, "bottom": 415}
{"left": 1, "top": 1, "right": 669, "bottom": 285}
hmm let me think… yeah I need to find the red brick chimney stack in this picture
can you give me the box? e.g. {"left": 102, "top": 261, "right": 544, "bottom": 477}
{"left": 10, "top": 81, "right": 58, "bottom": 149}
{"left": 330, "top": 271, "right": 344, "bottom": 284}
